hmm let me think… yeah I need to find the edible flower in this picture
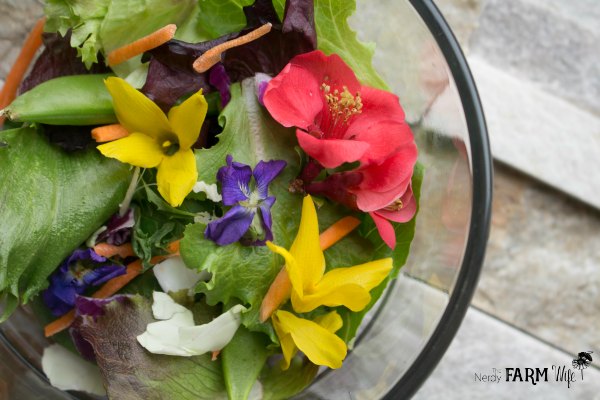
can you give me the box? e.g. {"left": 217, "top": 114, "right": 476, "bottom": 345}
{"left": 263, "top": 50, "right": 414, "bottom": 170}
{"left": 97, "top": 77, "right": 207, "bottom": 207}
{"left": 205, "top": 155, "right": 286, "bottom": 246}
{"left": 266, "top": 195, "right": 392, "bottom": 313}
{"left": 42, "top": 249, "right": 126, "bottom": 317}
{"left": 137, "top": 292, "right": 246, "bottom": 356}
{"left": 272, "top": 310, "right": 346, "bottom": 369}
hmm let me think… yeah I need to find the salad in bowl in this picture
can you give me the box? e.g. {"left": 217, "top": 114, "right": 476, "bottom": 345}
{"left": 0, "top": 0, "right": 422, "bottom": 398}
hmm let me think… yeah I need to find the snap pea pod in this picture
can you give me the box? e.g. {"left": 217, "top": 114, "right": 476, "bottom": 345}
{"left": 1, "top": 74, "right": 117, "bottom": 126}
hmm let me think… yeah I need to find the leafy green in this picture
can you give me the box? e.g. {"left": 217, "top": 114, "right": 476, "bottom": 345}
{"left": 45, "top": 0, "right": 196, "bottom": 70}
{"left": 180, "top": 224, "right": 279, "bottom": 340}
{"left": 195, "top": 0, "right": 255, "bottom": 40}
{"left": 0, "top": 127, "right": 130, "bottom": 320}
{"left": 73, "top": 295, "right": 227, "bottom": 399}
{"left": 195, "top": 79, "right": 303, "bottom": 246}
{"left": 314, "top": 0, "right": 388, "bottom": 89}
{"left": 222, "top": 326, "right": 270, "bottom": 400}
{"left": 260, "top": 357, "right": 319, "bottom": 400}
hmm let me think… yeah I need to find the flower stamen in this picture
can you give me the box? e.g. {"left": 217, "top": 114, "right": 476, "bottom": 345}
{"left": 385, "top": 198, "right": 404, "bottom": 211}
{"left": 161, "top": 139, "right": 180, "bottom": 156}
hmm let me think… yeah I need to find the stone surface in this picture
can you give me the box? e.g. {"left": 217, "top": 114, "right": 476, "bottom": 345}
{"left": 415, "top": 306, "right": 600, "bottom": 399}
{"left": 468, "top": 55, "right": 600, "bottom": 210}
{"left": 433, "top": 0, "right": 482, "bottom": 49}
{"left": 474, "top": 162, "right": 600, "bottom": 357}
{"left": 470, "top": 0, "right": 600, "bottom": 115}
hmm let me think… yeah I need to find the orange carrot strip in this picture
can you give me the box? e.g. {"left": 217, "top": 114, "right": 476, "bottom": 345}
{"left": 0, "top": 17, "right": 45, "bottom": 126}
{"left": 259, "top": 216, "right": 362, "bottom": 322}
{"left": 107, "top": 24, "right": 177, "bottom": 66}
{"left": 167, "top": 240, "right": 180, "bottom": 255}
{"left": 211, "top": 350, "right": 221, "bottom": 361}
{"left": 319, "top": 216, "right": 361, "bottom": 251}
{"left": 91, "top": 124, "right": 129, "bottom": 143}
{"left": 43, "top": 309, "right": 75, "bottom": 338}
{"left": 93, "top": 242, "right": 135, "bottom": 259}
{"left": 44, "top": 260, "right": 143, "bottom": 337}
{"left": 91, "top": 259, "right": 143, "bottom": 299}
{"left": 193, "top": 23, "right": 272, "bottom": 73}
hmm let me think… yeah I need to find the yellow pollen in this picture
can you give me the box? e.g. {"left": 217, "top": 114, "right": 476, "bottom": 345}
{"left": 385, "top": 198, "right": 404, "bottom": 211}
{"left": 320, "top": 83, "right": 362, "bottom": 124}
{"left": 162, "top": 140, "right": 173, "bottom": 148}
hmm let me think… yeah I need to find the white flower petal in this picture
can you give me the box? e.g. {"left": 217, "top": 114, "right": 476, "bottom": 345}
{"left": 151, "top": 290, "right": 191, "bottom": 320}
{"left": 137, "top": 292, "right": 247, "bottom": 357}
{"left": 153, "top": 256, "right": 209, "bottom": 294}
{"left": 192, "top": 181, "right": 222, "bottom": 202}
{"left": 41, "top": 344, "right": 106, "bottom": 396}
{"left": 179, "top": 305, "right": 246, "bottom": 354}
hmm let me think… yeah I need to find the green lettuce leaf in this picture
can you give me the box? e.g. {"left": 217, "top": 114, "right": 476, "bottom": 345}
{"left": 222, "top": 326, "right": 270, "bottom": 400}
{"left": 0, "top": 127, "right": 130, "bottom": 320}
{"left": 73, "top": 295, "right": 227, "bottom": 399}
{"left": 260, "top": 357, "right": 319, "bottom": 400}
{"left": 45, "top": 0, "right": 196, "bottom": 70}
{"left": 314, "top": 0, "right": 388, "bottom": 89}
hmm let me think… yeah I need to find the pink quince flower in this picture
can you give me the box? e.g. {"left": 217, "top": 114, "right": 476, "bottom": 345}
{"left": 263, "top": 50, "right": 413, "bottom": 169}
{"left": 263, "top": 50, "right": 418, "bottom": 249}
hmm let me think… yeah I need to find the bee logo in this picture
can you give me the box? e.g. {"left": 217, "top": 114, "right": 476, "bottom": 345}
{"left": 572, "top": 351, "right": 593, "bottom": 380}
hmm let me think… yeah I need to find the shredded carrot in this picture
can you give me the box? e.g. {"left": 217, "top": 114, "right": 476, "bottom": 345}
{"left": 193, "top": 23, "right": 272, "bottom": 73}
{"left": 93, "top": 242, "right": 135, "bottom": 259}
{"left": 167, "top": 240, "right": 180, "bottom": 255}
{"left": 107, "top": 24, "right": 177, "bottom": 66}
{"left": 319, "top": 216, "right": 361, "bottom": 251}
{"left": 44, "top": 259, "right": 143, "bottom": 337}
{"left": 91, "top": 124, "right": 130, "bottom": 143}
{"left": 0, "top": 17, "right": 45, "bottom": 126}
{"left": 211, "top": 350, "right": 221, "bottom": 361}
{"left": 259, "top": 216, "right": 362, "bottom": 322}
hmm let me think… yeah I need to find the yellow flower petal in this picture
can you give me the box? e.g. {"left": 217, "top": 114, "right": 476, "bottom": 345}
{"left": 291, "top": 283, "right": 371, "bottom": 313}
{"left": 318, "top": 258, "right": 393, "bottom": 293}
{"left": 168, "top": 90, "right": 208, "bottom": 150}
{"left": 105, "top": 77, "right": 171, "bottom": 139}
{"left": 271, "top": 312, "right": 298, "bottom": 370}
{"left": 266, "top": 241, "right": 304, "bottom": 298}
{"left": 97, "top": 132, "right": 163, "bottom": 168}
{"left": 156, "top": 149, "right": 198, "bottom": 207}
{"left": 290, "top": 259, "right": 392, "bottom": 313}
{"left": 274, "top": 310, "right": 347, "bottom": 369}
{"left": 314, "top": 311, "right": 343, "bottom": 333}
{"left": 290, "top": 196, "right": 325, "bottom": 290}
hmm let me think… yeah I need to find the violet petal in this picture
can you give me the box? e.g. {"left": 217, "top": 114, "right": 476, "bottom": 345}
{"left": 217, "top": 155, "right": 252, "bottom": 205}
{"left": 205, "top": 205, "right": 255, "bottom": 246}
{"left": 82, "top": 264, "right": 127, "bottom": 287}
{"left": 253, "top": 159, "right": 287, "bottom": 199}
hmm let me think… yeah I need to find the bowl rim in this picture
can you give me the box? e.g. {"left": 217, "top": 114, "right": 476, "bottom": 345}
{"left": 383, "top": 0, "right": 493, "bottom": 398}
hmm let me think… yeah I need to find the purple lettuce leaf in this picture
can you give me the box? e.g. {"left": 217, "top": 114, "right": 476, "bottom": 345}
{"left": 141, "top": 0, "right": 316, "bottom": 109}
{"left": 70, "top": 294, "right": 226, "bottom": 399}
{"left": 19, "top": 32, "right": 109, "bottom": 94}
{"left": 223, "top": 0, "right": 316, "bottom": 81}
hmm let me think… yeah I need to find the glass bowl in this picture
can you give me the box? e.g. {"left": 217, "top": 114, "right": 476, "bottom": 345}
{"left": 0, "top": 0, "right": 492, "bottom": 398}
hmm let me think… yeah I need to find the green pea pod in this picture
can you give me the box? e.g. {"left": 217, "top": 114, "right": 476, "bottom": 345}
{"left": 1, "top": 74, "right": 117, "bottom": 126}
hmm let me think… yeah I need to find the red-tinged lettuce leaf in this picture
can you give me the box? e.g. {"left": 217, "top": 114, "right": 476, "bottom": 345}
{"left": 0, "top": 127, "right": 130, "bottom": 320}
{"left": 19, "top": 32, "right": 109, "bottom": 94}
{"left": 141, "top": 0, "right": 316, "bottom": 109}
{"left": 71, "top": 294, "right": 227, "bottom": 400}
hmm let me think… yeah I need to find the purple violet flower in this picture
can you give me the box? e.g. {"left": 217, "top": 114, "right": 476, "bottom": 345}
{"left": 42, "top": 249, "right": 127, "bottom": 317}
{"left": 205, "top": 155, "right": 286, "bottom": 246}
